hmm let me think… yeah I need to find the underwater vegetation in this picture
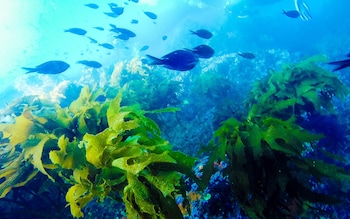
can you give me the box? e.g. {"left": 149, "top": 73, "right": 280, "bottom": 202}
{"left": 0, "top": 55, "right": 350, "bottom": 218}
{"left": 0, "top": 86, "right": 196, "bottom": 218}
{"left": 200, "top": 55, "right": 350, "bottom": 218}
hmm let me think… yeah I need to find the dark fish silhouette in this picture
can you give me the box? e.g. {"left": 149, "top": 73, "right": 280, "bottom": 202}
{"left": 22, "top": 61, "right": 70, "bottom": 74}
{"left": 282, "top": 10, "right": 300, "bottom": 18}
{"left": 146, "top": 50, "right": 199, "bottom": 71}
{"left": 238, "top": 52, "right": 255, "bottom": 59}
{"left": 190, "top": 29, "right": 212, "bottom": 39}
{"left": 114, "top": 34, "right": 130, "bottom": 40}
{"left": 84, "top": 3, "right": 99, "bottom": 9}
{"left": 187, "top": 45, "right": 215, "bottom": 59}
{"left": 328, "top": 54, "right": 350, "bottom": 71}
{"left": 129, "top": 0, "right": 139, "bottom": 2}
{"left": 140, "top": 45, "right": 149, "bottom": 51}
{"left": 131, "top": 19, "right": 138, "bottom": 24}
{"left": 87, "top": 37, "right": 98, "bottom": 43}
{"left": 77, "top": 60, "right": 102, "bottom": 68}
{"left": 162, "top": 35, "right": 168, "bottom": 41}
{"left": 108, "top": 3, "right": 124, "bottom": 15}
{"left": 144, "top": 11, "right": 157, "bottom": 20}
{"left": 104, "top": 12, "right": 119, "bottom": 18}
{"left": 109, "top": 24, "right": 136, "bottom": 37}
{"left": 93, "top": 26, "right": 104, "bottom": 31}
{"left": 99, "top": 43, "right": 114, "bottom": 49}
{"left": 64, "top": 28, "right": 87, "bottom": 36}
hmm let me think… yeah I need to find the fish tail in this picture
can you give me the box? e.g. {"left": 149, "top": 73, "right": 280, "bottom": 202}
{"left": 146, "top": 55, "right": 163, "bottom": 65}
{"left": 328, "top": 60, "right": 350, "bottom": 71}
{"left": 21, "top": 67, "right": 36, "bottom": 74}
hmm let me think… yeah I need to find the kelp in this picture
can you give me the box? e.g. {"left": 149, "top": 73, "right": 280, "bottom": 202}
{"left": 202, "top": 56, "right": 350, "bottom": 218}
{"left": 247, "top": 55, "right": 349, "bottom": 121}
{"left": 0, "top": 86, "right": 196, "bottom": 218}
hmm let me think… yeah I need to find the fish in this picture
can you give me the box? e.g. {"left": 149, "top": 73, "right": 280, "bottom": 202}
{"left": 114, "top": 34, "right": 130, "bottom": 41}
{"left": 64, "top": 28, "right": 87, "bottom": 36}
{"left": 77, "top": 60, "right": 102, "bottom": 68}
{"left": 129, "top": 0, "right": 139, "bottom": 2}
{"left": 108, "top": 3, "right": 124, "bottom": 15}
{"left": 99, "top": 43, "right": 114, "bottom": 49}
{"left": 87, "top": 37, "right": 98, "bottom": 43}
{"left": 186, "top": 45, "right": 215, "bottom": 59}
{"left": 109, "top": 24, "right": 136, "bottom": 37}
{"left": 84, "top": 3, "right": 99, "bottom": 9}
{"left": 237, "top": 52, "right": 255, "bottom": 59}
{"left": 328, "top": 54, "right": 350, "bottom": 71}
{"left": 190, "top": 29, "right": 212, "bottom": 39}
{"left": 282, "top": 10, "right": 300, "bottom": 18}
{"left": 139, "top": 45, "right": 149, "bottom": 51}
{"left": 146, "top": 50, "right": 199, "bottom": 71}
{"left": 131, "top": 19, "right": 138, "bottom": 24}
{"left": 22, "top": 61, "right": 70, "bottom": 74}
{"left": 144, "top": 11, "right": 157, "bottom": 20}
{"left": 92, "top": 26, "right": 104, "bottom": 31}
{"left": 104, "top": 12, "right": 119, "bottom": 18}
{"left": 162, "top": 35, "right": 168, "bottom": 41}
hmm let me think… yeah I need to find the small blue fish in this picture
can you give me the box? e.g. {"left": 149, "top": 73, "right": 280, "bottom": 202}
{"left": 109, "top": 24, "right": 136, "bottom": 37}
{"left": 282, "top": 10, "right": 300, "bottom": 18}
{"left": 328, "top": 54, "right": 350, "bottom": 71}
{"left": 22, "top": 61, "right": 70, "bottom": 74}
{"left": 129, "top": 0, "right": 139, "bottom": 2}
{"left": 108, "top": 3, "right": 124, "bottom": 15}
{"left": 93, "top": 26, "right": 104, "bottom": 31}
{"left": 85, "top": 3, "right": 99, "bottom": 9}
{"left": 99, "top": 43, "right": 114, "bottom": 49}
{"left": 114, "top": 34, "right": 130, "bottom": 41}
{"left": 187, "top": 45, "right": 215, "bottom": 59}
{"left": 131, "top": 19, "right": 138, "bottom": 24}
{"left": 146, "top": 50, "right": 199, "bottom": 71}
{"left": 139, "top": 45, "right": 149, "bottom": 51}
{"left": 87, "top": 37, "right": 98, "bottom": 43}
{"left": 144, "top": 11, "right": 157, "bottom": 20}
{"left": 77, "top": 60, "right": 102, "bottom": 68}
{"left": 162, "top": 35, "right": 167, "bottom": 41}
{"left": 237, "top": 52, "right": 255, "bottom": 59}
{"left": 190, "top": 29, "right": 212, "bottom": 39}
{"left": 65, "top": 28, "right": 87, "bottom": 36}
{"left": 104, "top": 12, "right": 119, "bottom": 18}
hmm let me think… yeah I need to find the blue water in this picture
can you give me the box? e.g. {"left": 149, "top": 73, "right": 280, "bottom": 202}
{"left": 0, "top": 0, "right": 350, "bottom": 218}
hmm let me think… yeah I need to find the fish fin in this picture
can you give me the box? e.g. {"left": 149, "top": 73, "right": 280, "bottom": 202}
{"left": 21, "top": 67, "right": 36, "bottom": 74}
{"left": 189, "top": 30, "right": 196, "bottom": 35}
{"left": 328, "top": 60, "right": 350, "bottom": 71}
{"left": 145, "top": 55, "right": 163, "bottom": 65}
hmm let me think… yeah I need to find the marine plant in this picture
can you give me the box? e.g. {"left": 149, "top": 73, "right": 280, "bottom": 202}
{"left": 201, "top": 56, "right": 350, "bottom": 218}
{"left": 0, "top": 86, "right": 197, "bottom": 218}
{"left": 247, "top": 55, "right": 349, "bottom": 121}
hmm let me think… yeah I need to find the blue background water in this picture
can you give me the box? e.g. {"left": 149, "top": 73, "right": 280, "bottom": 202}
{"left": 0, "top": 0, "right": 349, "bottom": 105}
{"left": 0, "top": 0, "right": 350, "bottom": 218}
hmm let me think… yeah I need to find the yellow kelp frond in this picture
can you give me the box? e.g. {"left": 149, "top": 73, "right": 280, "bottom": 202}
{"left": 0, "top": 109, "right": 48, "bottom": 155}
{"left": 23, "top": 133, "right": 57, "bottom": 181}
{"left": 49, "top": 135, "right": 85, "bottom": 169}
{"left": 0, "top": 154, "right": 38, "bottom": 198}
{"left": 123, "top": 172, "right": 183, "bottom": 219}
{"left": 112, "top": 151, "right": 176, "bottom": 175}
{"left": 66, "top": 184, "right": 94, "bottom": 218}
